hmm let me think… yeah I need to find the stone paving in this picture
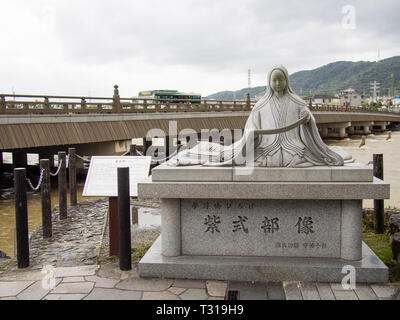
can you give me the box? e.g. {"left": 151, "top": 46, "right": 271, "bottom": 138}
{"left": 0, "top": 263, "right": 399, "bottom": 300}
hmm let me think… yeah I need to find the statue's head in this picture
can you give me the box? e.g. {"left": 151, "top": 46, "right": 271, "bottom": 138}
{"left": 268, "top": 65, "right": 290, "bottom": 95}
{"left": 270, "top": 69, "right": 287, "bottom": 94}
{"left": 252, "top": 65, "right": 306, "bottom": 112}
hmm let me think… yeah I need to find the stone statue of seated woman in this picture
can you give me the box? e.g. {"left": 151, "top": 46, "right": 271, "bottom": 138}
{"left": 167, "top": 65, "right": 352, "bottom": 167}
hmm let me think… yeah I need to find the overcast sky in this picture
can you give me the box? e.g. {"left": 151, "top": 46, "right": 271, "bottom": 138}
{"left": 0, "top": 0, "right": 399, "bottom": 97}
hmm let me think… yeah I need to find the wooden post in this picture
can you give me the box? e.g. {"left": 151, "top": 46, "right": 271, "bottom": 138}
{"left": 373, "top": 153, "right": 385, "bottom": 234}
{"left": 165, "top": 136, "right": 170, "bottom": 158}
{"left": 68, "top": 148, "right": 77, "bottom": 206}
{"left": 0, "top": 95, "right": 5, "bottom": 113}
{"left": 246, "top": 93, "right": 251, "bottom": 109}
{"left": 14, "top": 168, "right": 30, "bottom": 268}
{"left": 118, "top": 167, "right": 131, "bottom": 270}
{"left": 129, "top": 144, "right": 137, "bottom": 156}
{"left": 113, "top": 85, "right": 121, "bottom": 113}
{"left": 81, "top": 98, "right": 87, "bottom": 112}
{"left": 143, "top": 137, "right": 152, "bottom": 156}
{"left": 58, "top": 151, "right": 68, "bottom": 219}
{"left": 109, "top": 197, "right": 119, "bottom": 256}
{"left": 40, "top": 159, "right": 52, "bottom": 238}
{"left": 131, "top": 207, "right": 138, "bottom": 225}
{"left": 43, "top": 97, "right": 50, "bottom": 111}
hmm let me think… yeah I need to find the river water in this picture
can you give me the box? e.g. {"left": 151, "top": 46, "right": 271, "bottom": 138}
{"left": 0, "top": 131, "right": 399, "bottom": 258}
{"left": 324, "top": 131, "right": 400, "bottom": 209}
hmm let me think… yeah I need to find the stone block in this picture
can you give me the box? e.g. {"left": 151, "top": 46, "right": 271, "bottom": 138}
{"left": 233, "top": 167, "right": 332, "bottom": 182}
{"left": 330, "top": 163, "right": 373, "bottom": 182}
{"left": 354, "top": 284, "right": 378, "bottom": 300}
{"left": 181, "top": 199, "right": 342, "bottom": 258}
{"left": 331, "top": 287, "right": 358, "bottom": 300}
{"left": 85, "top": 275, "right": 120, "bottom": 288}
{"left": 62, "top": 277, "right": 85, "bottom": 283}
{"left": 315, "top": 282, "right": 335, "bottom": 300}
{"left": 173, "top": 279, "right": 206, "bottom": 289}
{"left": 116, "top": 277, "right": 173, "bottom": 291}
{"left": 52, "top": 265, "right": 99, "bottom": 278}
{"left": 151, "top": 163, "right": 373, "bottom": 183}
{"left": 44, "top": 294, "right": 87, "bottom": 300}
{"left": 371, "top": 284, "right": 399, "bottom": 298}
{"left": 139, "top": 237, "right": 388, "bottom": 283}
{"left": 168, "top": 287, "right": 186, "bottom": 295}
{"left": 227, "top": 281, "right": 267, "bottom": 300}
{"left": 51, "top": 282, "right": 94, "bottom": 294}
{"left": 206, "top": 280, "right": 227, "bottom": 297}
{"left": 299, "top": 282, "right": 320, "bottom": 300}
{"left": 266, "top": 282, "right": 286, "bottom": 300}
{"left": 84, "top": 288, "right": 142, "bottom": 300}
{"left": 0, "top": 281, "right": 34, "bottom": 298}
{"left": 282, "top": 281, "right": 302, "bottom": 300}
{"left": 17, "top": 279, "right": 62, "bottom": 300}
{"left": 138, "top": 178, "right": 389, "bottom": 200}
{"left": 152, "top": 164, "right": 232, "bottom": 182}
{"left": 179, "top": 288, "right": 208, "bottom": 300}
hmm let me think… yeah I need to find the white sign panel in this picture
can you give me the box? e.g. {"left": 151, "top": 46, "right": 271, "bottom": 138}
{"left": 82, "top": 156, "right": 152, "bottom": 197}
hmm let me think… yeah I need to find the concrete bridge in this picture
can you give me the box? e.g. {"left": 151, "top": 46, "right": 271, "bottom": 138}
{"left": 1, "top": 88, "right": 400, "bottom": 170}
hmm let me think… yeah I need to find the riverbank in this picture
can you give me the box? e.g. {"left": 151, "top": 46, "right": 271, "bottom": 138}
{"left": 0, "top": 182, "right": 102, "bottom": 258}
{"left": 0, "top": 197, "right": 161, "bottom": 275}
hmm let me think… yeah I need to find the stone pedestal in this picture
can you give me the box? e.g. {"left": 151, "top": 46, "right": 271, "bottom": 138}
{"left": 138, "top": 163, "right": 390, "bottom": 283}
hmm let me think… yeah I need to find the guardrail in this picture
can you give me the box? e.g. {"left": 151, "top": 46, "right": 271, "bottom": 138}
{"left": 0, "top": 85, "right": 398, "bottom": 115}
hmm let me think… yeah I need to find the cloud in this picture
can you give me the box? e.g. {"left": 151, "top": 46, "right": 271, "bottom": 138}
{"left": 0, "top": 0, "right": 399, "bottom": 96}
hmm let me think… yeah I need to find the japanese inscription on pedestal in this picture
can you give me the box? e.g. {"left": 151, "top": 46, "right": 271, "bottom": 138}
{"left": 181, "top": 199, "right": 341, "bottom": 258}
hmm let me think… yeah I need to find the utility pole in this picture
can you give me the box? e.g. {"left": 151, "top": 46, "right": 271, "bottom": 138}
{"left": 370, "top": 81, "right": 380, "bottom": 102}
{"left": 391, "top": 73, "right": 395, "bottom": 97}
{"left": 246, "top": 69, "right": 251, "bottom": 107}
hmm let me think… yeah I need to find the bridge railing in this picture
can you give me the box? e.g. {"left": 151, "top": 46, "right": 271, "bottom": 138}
{"left": 308, "top": 104, "right": 399, "bottom": 114}
{"left": 0, "top": 94, "right": 253, "bottom": 114}
{"left": 0, "top": 89, "right": 398, "bottom": 115}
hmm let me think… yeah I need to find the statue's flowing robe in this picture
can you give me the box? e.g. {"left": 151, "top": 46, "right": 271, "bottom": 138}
{"left": 245, "top": 94, "right": 344, "bottom": 167}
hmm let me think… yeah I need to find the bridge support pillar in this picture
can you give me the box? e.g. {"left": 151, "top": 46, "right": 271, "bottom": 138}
{"left": 317, "top": 122, "right": 351, "bottom": 139}
{"left": 320, "top": 127, "right": 328, "bottom": 138}
{"left": 349, "top": 122, "right": 374, "bottom": 135}
{"left": 373, "top": 121, "right": 389, "bottom": 132}
{"left": 339, "top": 127, "right": 346, "bottom": 139}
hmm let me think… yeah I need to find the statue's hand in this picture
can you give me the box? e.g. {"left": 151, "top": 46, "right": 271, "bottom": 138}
{"left": 300, "top": 109, "right": 311, "bottom": 122}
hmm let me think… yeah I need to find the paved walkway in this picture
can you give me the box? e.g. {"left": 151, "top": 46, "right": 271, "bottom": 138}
{"left": 0, "top": 264, "right": 399, "bottom": 300}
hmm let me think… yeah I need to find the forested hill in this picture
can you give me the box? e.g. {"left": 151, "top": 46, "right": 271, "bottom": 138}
{"left": 207, "top": 56, "right": 400, "bottom": 100}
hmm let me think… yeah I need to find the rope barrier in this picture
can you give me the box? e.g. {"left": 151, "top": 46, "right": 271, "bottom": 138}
{"left": 75, "top": 154, "right": 89, "bottom": 161}
{"left": 135, "top": 149, "right": 144, "bottom": 156}
{"left": 50, "top": 159, "right": 63, "bottom": 177}
{"left": 26, "top": 168, "right": 45, "bottom": 191}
